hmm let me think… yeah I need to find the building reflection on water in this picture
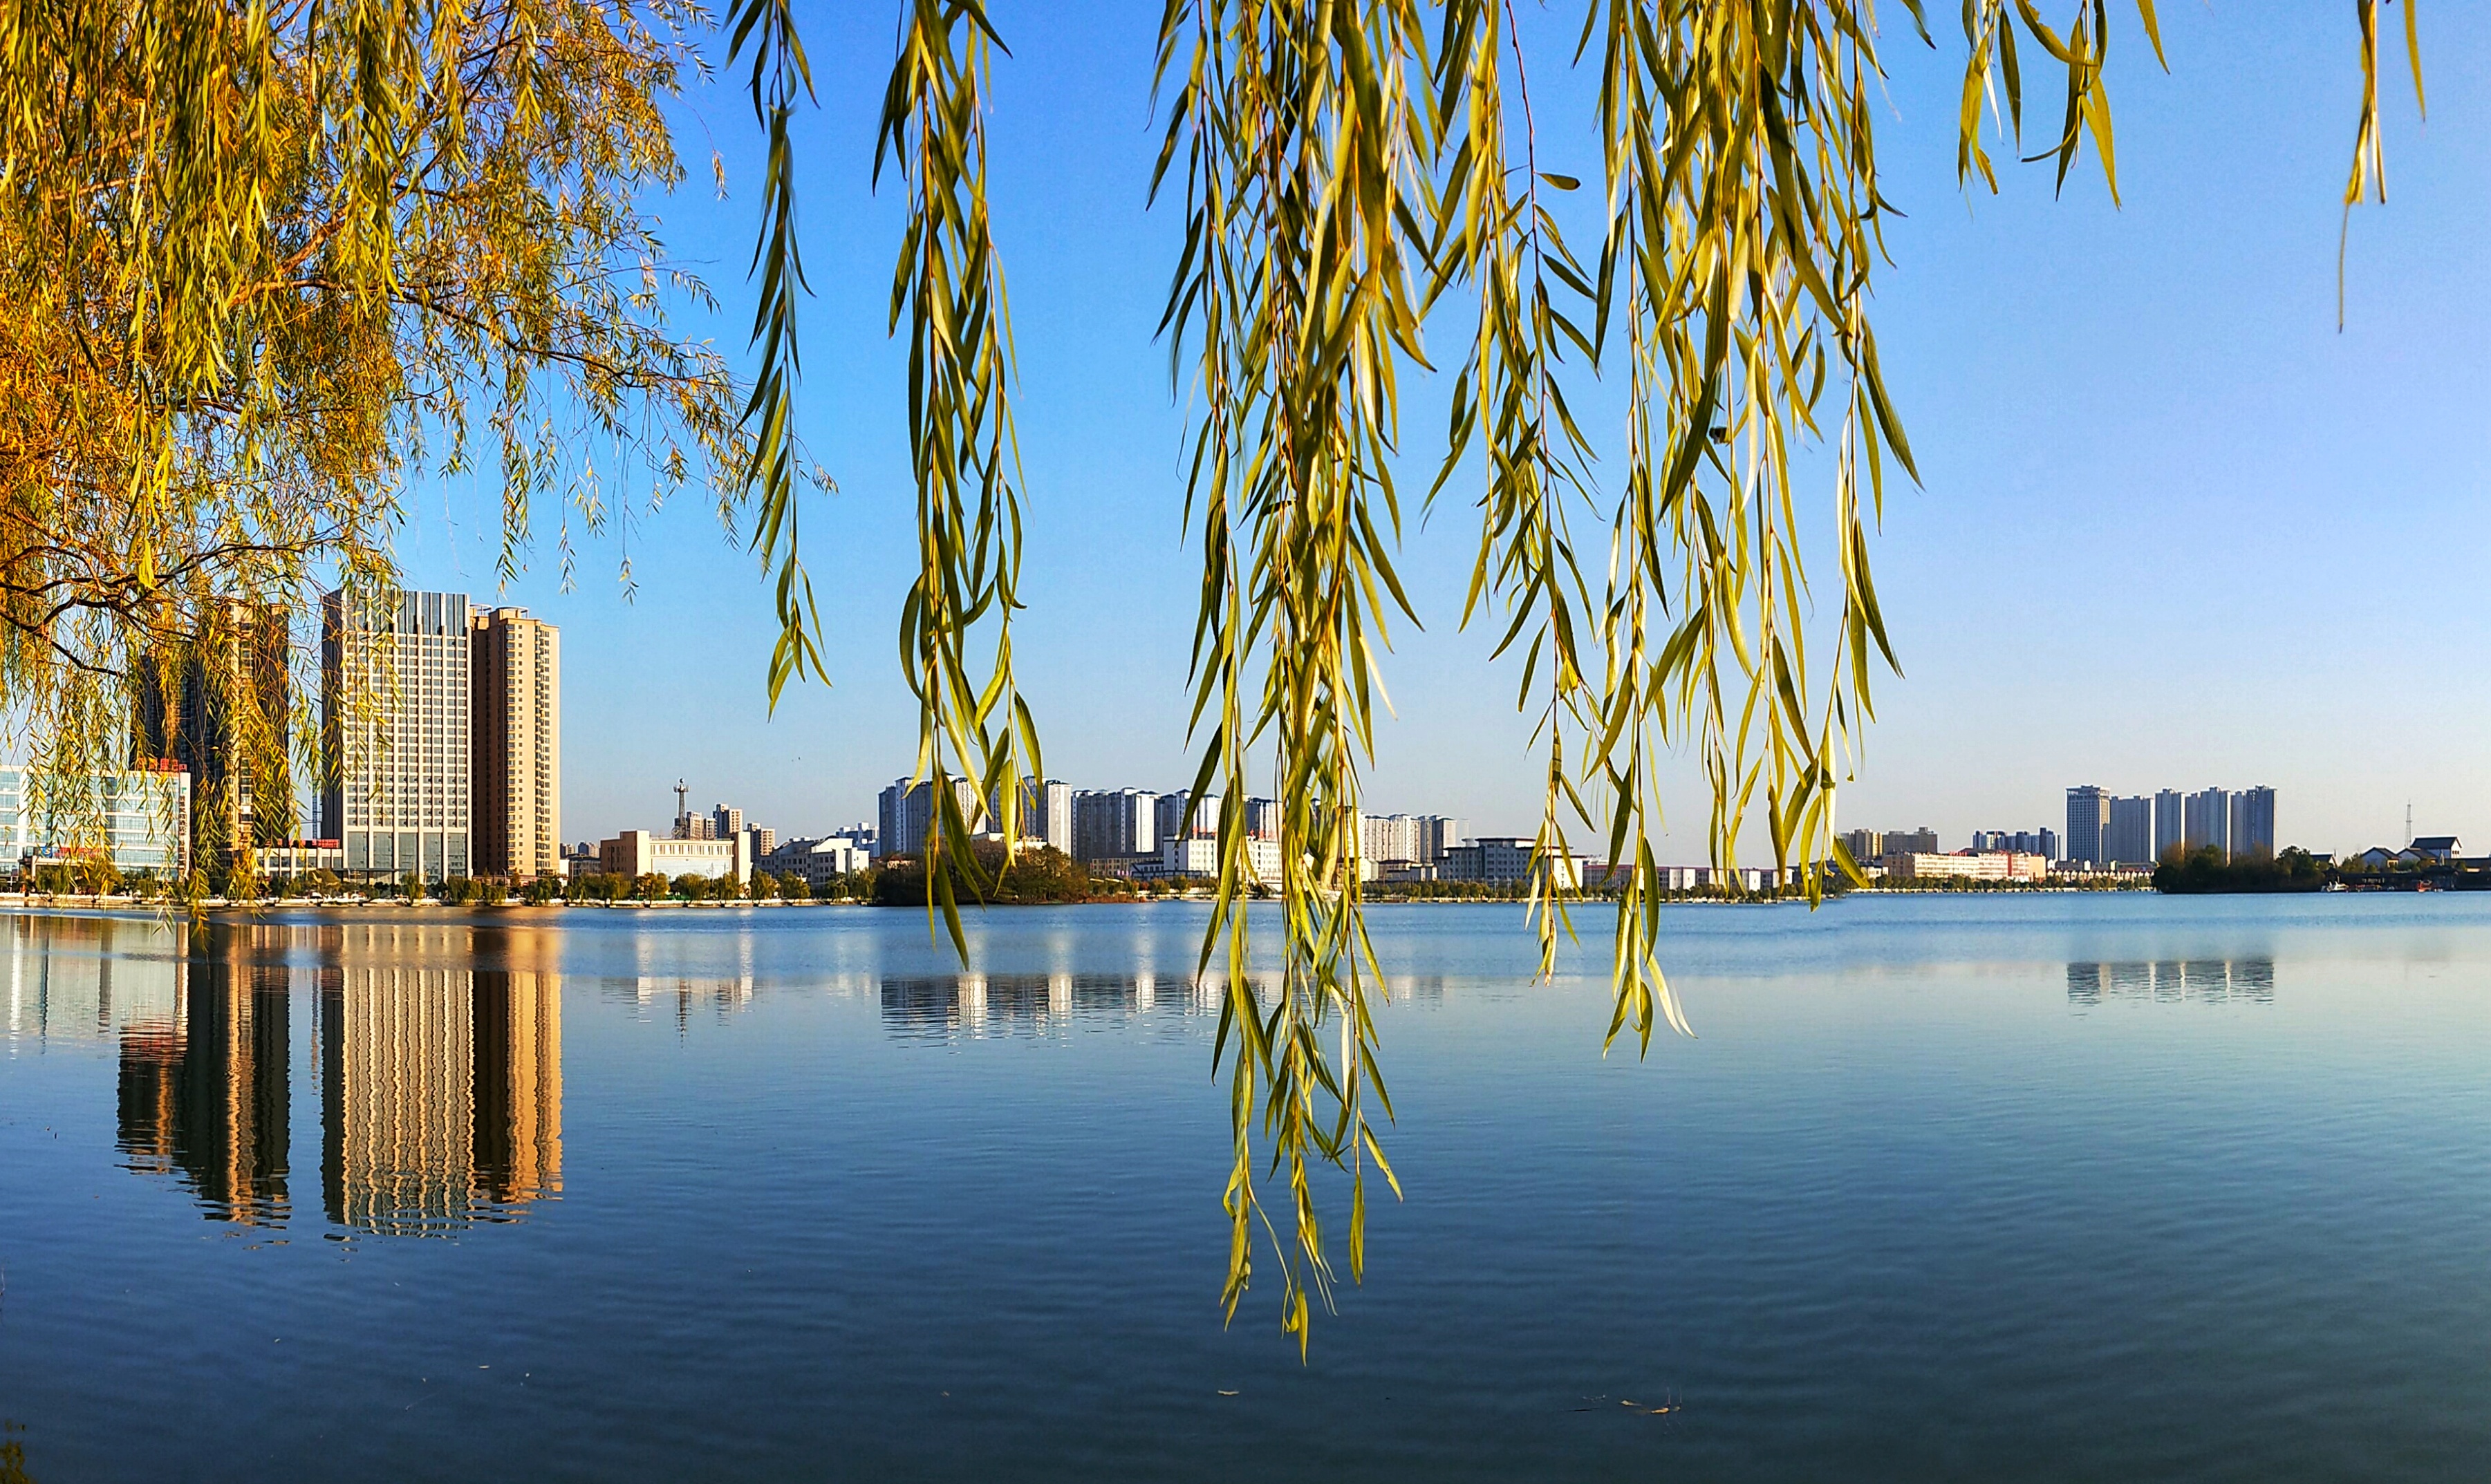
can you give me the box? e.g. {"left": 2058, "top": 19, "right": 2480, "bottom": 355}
{"left": 3, "top": 916, "right": 564, "bottom": 1237}
{"left": 321, "top": 925, "right": 563, "bottom": 1234}
{"left": 115, "top": 946, "right": 292, "bottom": 1224}
{"left": 877, "top": 970, "right": 1455, "bottom": 1040}
{"left": 2066, "top": 958, "right": 2277, "bottom": 1006}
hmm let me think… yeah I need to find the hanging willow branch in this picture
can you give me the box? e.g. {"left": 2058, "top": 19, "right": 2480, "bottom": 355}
{"left": 0, "top": 0, "right": 2426, "bottom": 1354}
{"left": 1154, "top": 0, "right": 1435, "bottom": 1355}
{"left": 726, "top": 0, "right": 834, "bottom": 707}
{"left": 876, "top": 0, "right": 1042, "bottom": 940}
{"left": 1131, "top": 0, "right": 2425, "bottom": 1349}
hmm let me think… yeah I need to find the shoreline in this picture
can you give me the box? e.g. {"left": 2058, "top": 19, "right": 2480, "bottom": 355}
{"left": 0, "top": 884, "right": 2167, "bottom": 919}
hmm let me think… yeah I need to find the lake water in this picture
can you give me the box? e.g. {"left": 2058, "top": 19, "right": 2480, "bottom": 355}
{"left": 3, "top": 894, "right": 2490, "bottom": 1481}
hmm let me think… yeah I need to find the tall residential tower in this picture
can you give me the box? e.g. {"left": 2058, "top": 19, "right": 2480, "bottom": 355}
{"left": 2065, "top": 786, "right": 2110, "bottom": 866}
{"left": 2228, "top": 786, "right": 2277, "bottom": 860}
{"left": 469, "top": 607, "right": 561, "bottom": 881}
{"left": 322, "top": 590, "right": 472, "bottom": 881}
{"left": 135, "top": 599, "right": 293, "bottom": 866}
{"left": 2105, "top": 794, "right": 2155, "bottom": 866}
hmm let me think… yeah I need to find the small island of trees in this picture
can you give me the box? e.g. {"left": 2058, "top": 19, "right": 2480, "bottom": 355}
{"left": 2152, "top": 846, "right": 2331, "bottom": 894}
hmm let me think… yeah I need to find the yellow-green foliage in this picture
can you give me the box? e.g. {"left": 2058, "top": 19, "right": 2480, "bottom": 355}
{"left": 0, "top": 0, "right": 742, "bottom": 845}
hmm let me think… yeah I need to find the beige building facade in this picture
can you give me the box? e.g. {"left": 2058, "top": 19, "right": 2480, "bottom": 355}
{"left": 598, "top": 829, "right": 755, "bottom": 883}
{"left": 470, "top": 607, "right": 561, "bottom": 880}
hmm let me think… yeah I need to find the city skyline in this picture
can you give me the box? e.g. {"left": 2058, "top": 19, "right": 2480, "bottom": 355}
{"left": 334, "top": 6, "right": 2488, "bottom": 865}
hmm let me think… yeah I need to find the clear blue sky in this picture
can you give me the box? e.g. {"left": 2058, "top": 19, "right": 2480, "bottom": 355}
{"left": 392, "top": 5, "right": 2490, "bottom": 859}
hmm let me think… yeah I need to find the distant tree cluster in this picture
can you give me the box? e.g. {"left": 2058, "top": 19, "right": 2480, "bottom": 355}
{"left": 2153, "top": 847, "right": 2329, "bottom": 895}
{"left": 872, "top": 845, "right": 1097, "bottom": 906}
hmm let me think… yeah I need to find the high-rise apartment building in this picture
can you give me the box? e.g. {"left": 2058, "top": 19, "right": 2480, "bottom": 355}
{"left": 1842, "top": 828, "right": 1883, "bottom": 863}
{"left": 323, "top": 590, "right": 472, "bottom": 881}
{"left": 1970, "top": 828, "right": 2060, "bottom": 859}
{"left": 2066, "top": 787, "right": 2110, "bottom": 866}
{"left": 1072, "top": 789, "right": 1157, "bottom": 861}
{"left": 1014, "top": 780, "right": 1074, "bottom": 854}
{"left": 1359, "top": 813, "right": 1421, "bottom": 863}
{"left": 2105, "top": 794, "right": 2155, "bottom": 865}
{"left": 136, "top": 601, "right": 291, "bottom": 862}
{"left": 711, "top": 805, "right": 744, "bottom": 838}
{"left": 1155, "top": 790, "right": 1221, "bottom": 844}
{"left": 877, "top": 776, "right": 982, "bottom": 857}
{"left": 2154, "top": 790, "right": 2185, "bottom": 863}
{"left": 469, "top": 607, "right": 560, "bottom": 881}
{"left": 2228, "top": 786, "right": 2276, "bottom": 860}
{"left": 1354, "top": 812, "right": 1466, "bottom": 863}
{"left": 2183, "top": 787, "right": 2230, "bottom": 858}
{"left": 1244, "top": 797, "right": 1282, "bottom": 841}
{"left": 136, "top": 600, "right": 292, "bottom": 865}
{"left": 1880, "top": 827, "right": 1939, "bottom": 861}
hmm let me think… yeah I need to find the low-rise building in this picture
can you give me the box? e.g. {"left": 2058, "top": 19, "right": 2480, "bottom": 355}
{"left": 1594, "top": 863, "right": 1800, "bottom": 891}
{"left": 1894, "top": 850, "right": 2048, "bottom": 883}
{"left": 256, "top": 840, "right": 346, "bottom": 881}
{"left": 1150, "top": 834, "right": 1282, "bottom": 883}
{"left": 760, "top": 834, "right": 871, "bottom": 889}
{"left": 2405, "top": 834, "right": 2461, "bottom": 865}
{"left": 1438, "top": 837, "right": 1585, "bottom": 890}
{"left": 598, "top": 828, "right": 756, "bottom": 883}
{"left": 3, "top": 763, "right": 192, "bottom": 879}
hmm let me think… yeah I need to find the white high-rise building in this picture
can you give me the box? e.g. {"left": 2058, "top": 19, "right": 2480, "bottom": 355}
{"left": 323, "top": 590, "right": 472, "bottom": 881}
{"left": 469, "top": 606, "right": 560, "bottom": 881}
{"left": 1015, "top": 779, "right": 1074, "bottom": 855}
{"left": 1359, "top": 813, "right": 1425, "bottom": 863}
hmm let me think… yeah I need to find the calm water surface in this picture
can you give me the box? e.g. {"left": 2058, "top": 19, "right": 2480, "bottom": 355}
{"left": 4, "top": 894, "right": 2490, "bottom": 1480}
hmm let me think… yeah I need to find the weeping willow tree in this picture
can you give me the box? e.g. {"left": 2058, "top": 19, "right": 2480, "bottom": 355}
{"left": 0, "top": 0, "right": 2421, "bottom": 1348}
{"left": 0, "top": 0, "right": 748, "bottom": 875}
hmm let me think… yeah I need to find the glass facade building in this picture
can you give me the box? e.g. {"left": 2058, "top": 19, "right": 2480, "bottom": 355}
{"left": 322, "top": 590, "right": 472, "bottom": 881}
{"left": 0, "top": 764, "right": 192, "bottom": 876}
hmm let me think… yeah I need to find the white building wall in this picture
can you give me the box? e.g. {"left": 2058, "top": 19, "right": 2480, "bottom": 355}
{"left": 1159, "top": 835, "right": 1282, "bottom": 883}
{"left": 598, "top": 829, "right": 753, "bottom": 882}
{"left": 324, "top": 590, "right": 472, "bottom": 880}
